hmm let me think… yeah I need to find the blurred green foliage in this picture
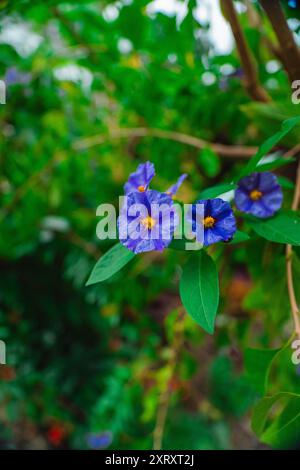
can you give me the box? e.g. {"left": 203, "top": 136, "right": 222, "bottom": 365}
{"left": 0, "top": 0, "right": 300, "bottom": 450}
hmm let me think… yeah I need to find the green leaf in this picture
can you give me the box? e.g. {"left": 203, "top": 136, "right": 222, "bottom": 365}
{"left": 229, "top": 230, "right": 250, "bottom": 244}
{"left": 256, "top": 157, "right": 295, "bottom": 173}
{"left": 245, "top": 348, "right": 279, "bottom": 395}
{"left": 179, "top": 251, "right": 219, "bottom": 334}
{"left": 252, "top": 392, "right": 300, "bottom": 448}
{"left": 198, "top": 146, "right": 221, "bottom": 178}
{"left": 169, "top": 238, "right": 188, "bottom": 251}
{"left": 247, "top": 211, "right": 300, "bottom": 246}
{"left": 237, "top": 116, "right": 300, "bottom": 179}
{"left": 197, "top": 182, "right": 236, "bottom": 200}
{"left": 86, "top": 243, "right": 135, "bottom": 286}
{"left": 277, "top": 176, "right": 294, "bottom": 190}
{"left": 169, "top": 238, "right": 203, "bottom": 251}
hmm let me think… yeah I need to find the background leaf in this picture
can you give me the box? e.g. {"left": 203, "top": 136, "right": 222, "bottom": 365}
{"left": 245, "top": 348, "right": 279, "bottom": 395}
{"left": 252, "top": 392, "right": 300, "bottom": 448}
{"left": 198, "top": 146, "right": 221, "bottom": 178}
{"left": 237, "top": 116, "right": 300, "bottom": 179}
{"left": 86, "top": 244, "right": 135, "bottom": 285}
{"left": 229, "top": 230, "right": 250, "bottom": 244}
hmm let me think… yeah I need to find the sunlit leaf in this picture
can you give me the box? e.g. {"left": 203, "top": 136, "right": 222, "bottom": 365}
{"left": 197, "top": 182, "right": 236, "bottom": 200}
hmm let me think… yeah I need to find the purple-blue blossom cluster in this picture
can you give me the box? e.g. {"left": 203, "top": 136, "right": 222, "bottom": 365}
{"left": 118, "top": 190, "right": 178, "bottom": 254}
{"left": 119, "top": 162, "right": 186, "bottom": 254}
{"left": 118, "top": 163, "right": 283, "bottom": 254}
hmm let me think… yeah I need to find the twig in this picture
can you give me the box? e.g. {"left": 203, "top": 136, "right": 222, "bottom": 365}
{"left": 73, "top": 127, "right": 258, "bottom": 159}
{"left": 284, "top": 143, "right": 300, "bottom": 159}
{"left": 153, "top": 310, "right": 185, "bottom": 450}
{"left": 286, "top": 159, "right": 300, "bottom": 339}
{"left": 260, "top": 0, "right": 300, "bottom": 84}
{"left": 220, "top": 0, "right": 271, "bottom": 102}
{"left": 245, "top": 0, "right": 286, "bottom": 65}
{"left": 245, "top": 0, "right": 261, "bottom": 28}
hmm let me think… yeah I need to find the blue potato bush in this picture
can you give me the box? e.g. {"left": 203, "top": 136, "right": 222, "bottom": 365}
{"left": 1, "top": 0, "right": 300, "bottom": 450}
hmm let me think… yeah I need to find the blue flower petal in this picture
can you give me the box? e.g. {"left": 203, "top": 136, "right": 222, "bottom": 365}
{"left": 204, "top": 227, "right": 223, "bottom": 246}
{"left": 118, "top": 190, "right": 178, "bottom": 253}
{"left": 234, "top": 188, "right": 253, "bottom": 213}
{"left": 166, "top": 174, "right": 187, "bottom": 197}
{"left": 124, "top": 161, "right": 155, "bottom": 194}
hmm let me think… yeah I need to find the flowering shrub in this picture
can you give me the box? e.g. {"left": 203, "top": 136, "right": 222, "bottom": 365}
{"left": 2, "top": 0, "right": 300, "bottom": 451}
{"left": 86, "top": 117, "right": 300, "bottom": 448}
{"left": 87, "top": 117, "right": 300, "bottom": 337}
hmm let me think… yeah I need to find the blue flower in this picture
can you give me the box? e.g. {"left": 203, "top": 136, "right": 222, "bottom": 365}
{"left": 124, "top": 162, "right": 187, "bottom": 198}
{"left": 234, "top": 172, "right": 283, "bottom": 218}
{"left": 118, "top": 190, "right": 178, "bottom": 254}
{"left": 124, "top": 161, "right": 155, "bottom": 195}
{"left": 166, "top": 174, "right": 187, "bottom": 198}
{"left": 86, "top": 431, "right": 113, "bottom": 450}
{"left": 187, "top": 198, "right": 237, "bottom": 247}
{"left": 219, "top": 68, "right": 244, "bottom": 91}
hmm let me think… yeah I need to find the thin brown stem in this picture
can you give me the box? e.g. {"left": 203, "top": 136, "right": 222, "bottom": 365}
{"left": 245, "top": 0, "right": 286, "bottom": 65}
{"left": 284, "top": 143, "right": 300, "bottom": 159}
{"left": 286, "top": 160, "right": 300, "bottom": 339}
{"left": 260, "top": 0, "right": 300, "bottom": 84}
{"left": 220, "top": 0, "right": 271, "bottom": 102}
{"left": 73, "top": 127, "right": 258, "bottom": 159}
{"left": 153, "top": 311, "right": 185, "bottom": 450}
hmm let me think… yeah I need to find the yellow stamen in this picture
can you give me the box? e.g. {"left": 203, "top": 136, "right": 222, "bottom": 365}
{"left": 250, "top": 189, "right": 262, "bottom": 201}
{"left": 138, "top": 185, "right": 146, "bottom": 192}
{"left": 166, "top": 191, "right": 176, "bottom": 200}
{"left": 203, "top": 216, "right": 216, "bottom": 228}
{"left": 141, "top": 216, "right": 156, "bottom": 229}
